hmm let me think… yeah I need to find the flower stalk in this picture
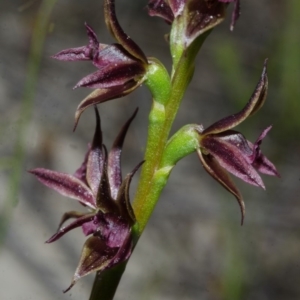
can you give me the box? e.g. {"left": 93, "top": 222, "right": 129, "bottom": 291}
{"left": 133, "top": 31, "right": 210, "bottom": 235}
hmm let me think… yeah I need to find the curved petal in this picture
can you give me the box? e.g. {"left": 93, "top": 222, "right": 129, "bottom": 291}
{"left": 169, "top": 0, "right": 185, "bottom": 17}
{"left": 56, "top": 210, "right": 88, "bottom": 232}
{"left": 63, "top": 236, "right": 118, "bottom": 293}
{"left": 95, "top": 150, "right": 117, "bottom": 213}
{"left": 197, "top": 149, "right": 245, "bottom": 224}
{"left": 108, "top": 108, "right": 138, "bottom": 199}
{"left": 86, "top": 107, "right": 104, "bottom": 197}
{"left": 109, "top": 230, "right": 132, "bottom": 267}
{"left": 29, "top": 168, "right": 96, "bottom": 209}
{"left": 74, "top": 80, "right": 140, "bottom": 130}
{"left": 92, "top": 43, "right": 139, "bottom": 68}
{"left": 201, "top": 136, "right": 265, "bottom": 188}
{"left": 46, "top": 212, "right": 95, "bottom": 243}
{"left": 248, "top": 126, "right": 280, "bottom": 177}
{"left": 51, "top": 46, "right": 93, "bottom": 61}
{"left": 148, "top": 0, "right": 174, "bottom": 24}
{"left": 73, "top": 145, "right": 90, "bottom": 185}
{"left": 73, "top": 61, "right": 145, "bottom": 89}
{"left": 184, "top": 0, "right": 226, "bottom": 47}
{"left": 95, "top": 213, "right": 131, "bottom": 248}
{"left": 84, "top": 23, "right": 100, "bottom": 55}
{"left": 116, "top": 161, "right": 144, "bottom": 224}
{"left": 202, "top": 59, "right": 268, "bottom": 135}
{"left": 104, "top": 0, "right": 147, "bottom": 64}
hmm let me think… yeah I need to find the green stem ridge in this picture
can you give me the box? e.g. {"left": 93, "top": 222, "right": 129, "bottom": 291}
{"left": 133, "top": 32, "right": 210, "bottom": 235}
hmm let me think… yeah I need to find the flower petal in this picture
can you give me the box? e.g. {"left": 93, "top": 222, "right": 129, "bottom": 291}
{"left": 56, "top": 210, "right": 88, "bottom": 231}
{"left": 116, "top": 161, "right": 144, "bottom": 224}
{"left": 197, "top": 149, "right": 245, "bottom": 224}
{"left": 248, "top": 126, "right": 280, "bottom": 177}
{"left": 51, "top": 23, "right": 106, "bottom": 62}
{"left": 108, "top": 108, "right": 138, "bottom": 199}
{"left": 84, "top": 22, "right": 101, "bottom": 55}
{"left": 169, "top": 0, "right": 185, "bottom": 17}
{"left": 74, "top": 80, "right": 140, "bottom": 130}
{"left": 29, "top": 168, "right": 97, "bottom": 209}
{"left": 73, "top": 145, "right": 90, "bottom": 185}
{"left": 104, "top": 0, "right": 147, "bottom": 64}
{"left": 201, "top": 135, "right": 265, "bottom": 188}
{"left": 63, "top": 236, "right": 118, "bottom": 293}
{"left": 96, "top": 149, "right": 118, "bottom": 213}
{"left": 184, "top": 0, "right": 226, "bottom": 47}
{"left": 46, "top": 212, "right": 95, "bottom": 243}
{"left": 95, "top": 213, "right": 131, "bottom": 248}
{"left": 148, "top": 0, "right": 174, "bottom": 24}
{"left": 73, "top": 61, "right": 145, "bottom": 89}
{"left": 86, "top": 107, "right": 104, "bottom": 197}
{"left": 202, "top": 59, "right": 268, "bottom": 135}
{"left": 51, "top": 46, "right": 94, "bottom": 61}
{"left": 92, "top": 43, "right": 139, "bottom": 69}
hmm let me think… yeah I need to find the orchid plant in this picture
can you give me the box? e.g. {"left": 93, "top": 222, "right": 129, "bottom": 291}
{"left": 29, "top": 0, "right": 279, "bottom": 299}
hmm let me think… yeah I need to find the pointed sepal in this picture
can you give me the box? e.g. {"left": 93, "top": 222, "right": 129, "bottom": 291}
{"left": 203, "top": 59, "right": 268, "bottom": 135}
{"left": 46, "top": 213, "right": 95, "bottom": 243}
{"left": 74, "top": 81, "right": 139, "bottom": 130}
{"left": 104, "top": 0, "right": 148, "bottom": 64}
{"left": 116, "top": 161, "right": 144, "bottom": 224}
{"left": 197, "top": 149, "right": 245, "bottom": 224}
{"left": 63, "top": 236, "right": 118, "bottom": 293}
{"left": 28, "top": 168, "right": 96, "bottom": 209}
{"left": 86, "top": 107, "right": 104, "bottom": 196}
{"left": 108, "top": 108, "right": 138, "bottom": 199}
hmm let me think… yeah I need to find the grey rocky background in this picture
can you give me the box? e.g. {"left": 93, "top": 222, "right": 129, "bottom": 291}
{"left": 1, "top": 1, "right": 300, "bottom": 300}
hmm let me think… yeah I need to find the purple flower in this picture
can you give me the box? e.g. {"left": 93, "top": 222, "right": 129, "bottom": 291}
{"left": 29, "top": 107, "right": 142, "bottom": 292}
{"left": 148, "top": 0, "right": 240, "bottom": 47}
{"left": 196, "top": 59, "right": 279, "bottom": 224}
{"left": 52, "top": 0, "right": 148, "bottom": 127}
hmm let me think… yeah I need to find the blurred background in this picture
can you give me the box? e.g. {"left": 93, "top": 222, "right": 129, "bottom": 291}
{"left": 0, "top": 0, "right": 300, "bottom": 299}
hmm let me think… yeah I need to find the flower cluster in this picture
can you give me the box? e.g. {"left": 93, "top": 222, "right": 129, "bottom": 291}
{"left": 52, "top": 0, "right": 148, "bottom": 127}
{"left": 195, "top": 60, "right": 279, "bottom": 224}
{"left": 30, "top": 107, "right": 142, "bottom": 292}
{"left": 29, "top": 0, "right": 279, "bottom": 295}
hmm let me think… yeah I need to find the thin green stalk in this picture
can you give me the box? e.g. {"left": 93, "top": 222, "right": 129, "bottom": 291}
{"left": 133, "top": 32, "right": 210, "bottom": 235}
{"left": 89, "top": 262, "right": 126, "bottom": 300}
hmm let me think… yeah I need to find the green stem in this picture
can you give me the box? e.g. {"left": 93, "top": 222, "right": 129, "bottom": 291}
{"left": 133, "top": 32, "right": 210, "bottom": 235}
{"left": 89, "top": 263, "right": 126, "bottom": 300}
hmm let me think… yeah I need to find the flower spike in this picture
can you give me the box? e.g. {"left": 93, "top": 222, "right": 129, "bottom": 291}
{"left": 195, "top": 60, "right": 279, "bottom": 223}
{"left": 29, "top": 107, "right": 142, "bottom": 291}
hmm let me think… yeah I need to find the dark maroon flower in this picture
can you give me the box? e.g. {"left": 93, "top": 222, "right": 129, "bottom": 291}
{"left": 196, "top": 60, "right": 279, "bottom": 224}
{"left": 52, "top": 0, "right": 148, "bottom": 127}
{"left": 148, "top": 0, "right": 240, "bottom": 47}
{"left": 29, "top": 107, "right": 142, "bottom": 292}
